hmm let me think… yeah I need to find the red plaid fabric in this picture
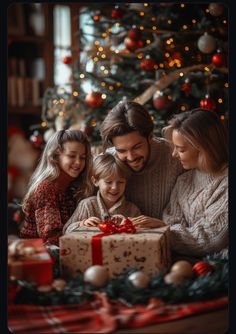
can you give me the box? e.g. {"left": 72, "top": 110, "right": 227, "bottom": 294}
{"left": 8, "top": 293, "right": 228, "bottom": 333}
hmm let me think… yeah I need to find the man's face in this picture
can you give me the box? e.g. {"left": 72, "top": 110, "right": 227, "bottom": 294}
{"left": 112, "top": 131, "right": 152, "bottom": 172}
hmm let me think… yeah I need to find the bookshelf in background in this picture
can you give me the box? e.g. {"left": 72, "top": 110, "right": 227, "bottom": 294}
{"left": 8, "top": 3, "right": 54, "bottom": 132}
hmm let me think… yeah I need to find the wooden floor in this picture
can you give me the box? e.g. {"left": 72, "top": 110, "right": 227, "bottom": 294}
{"left": 115, "top": 307, "right": 228, "bottom": 333}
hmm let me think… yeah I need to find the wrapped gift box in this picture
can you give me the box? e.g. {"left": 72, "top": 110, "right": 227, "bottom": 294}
{"left": 8, "top": 239, "right": 53, "bottom": 285}
{"left": 60, "top": 226, "right": 171, "bottom": 279}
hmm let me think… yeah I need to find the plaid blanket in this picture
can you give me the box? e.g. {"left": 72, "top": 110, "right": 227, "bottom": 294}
{"left": 8, "top": 293, "right": 228, "bottom": 333}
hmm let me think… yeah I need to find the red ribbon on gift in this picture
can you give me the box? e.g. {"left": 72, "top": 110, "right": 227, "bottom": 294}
{"left": 92, "top": 218, "right": 136, "bottom": 265}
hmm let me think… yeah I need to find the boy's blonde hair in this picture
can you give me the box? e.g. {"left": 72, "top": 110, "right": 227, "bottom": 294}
{"left": 22, "top": 129, "right": 93, "bottom": 210}
{"left": 92, "top": 152, "right": 132, "bottom": 181}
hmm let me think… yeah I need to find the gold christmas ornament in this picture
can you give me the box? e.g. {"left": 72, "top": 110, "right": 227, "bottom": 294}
{"left": 170, "top": 260, "right": 193, "bottom": 279}
{"left": 164, "top": 271, "right": 186, "bottom": 286}
{"left": 51, "top": 279, "right": 67, "bottom": 291}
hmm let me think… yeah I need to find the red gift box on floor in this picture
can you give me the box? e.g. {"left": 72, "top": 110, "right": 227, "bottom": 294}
{"left": 8, "top": 239, "right": 53, "bottom": 285}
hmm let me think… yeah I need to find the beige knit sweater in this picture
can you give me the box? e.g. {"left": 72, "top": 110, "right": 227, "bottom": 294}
{"left": 162, "top": 167, "right": 228, "bottom": 256}
{"left": 123, "top": 137, "right": 183, "bottom": 219}
{"left": 63, "top": 190, "right": 141, "bottom": 234}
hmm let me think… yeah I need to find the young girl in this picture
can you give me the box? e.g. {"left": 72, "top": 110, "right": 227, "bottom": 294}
{"left": 20, "top": 129, "right": 93, "bottom": 246}
{"left": 63, "top": 152, "right": 141, "bottom": 233}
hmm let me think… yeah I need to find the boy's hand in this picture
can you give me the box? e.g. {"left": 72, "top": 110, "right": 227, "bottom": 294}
{"left": 130, "top": 215, "right": 166, "bottom": 229}
{"left": 82, "top": 217, "right": 102, "bottom": 227}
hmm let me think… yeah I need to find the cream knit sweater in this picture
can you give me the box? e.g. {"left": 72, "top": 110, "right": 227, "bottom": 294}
{"left": 63, "top": 190, "right": 141, "bottom": 234}
{"left": 123, "top": 137, "right": 183, "bottom": 219}
{"left": 162, "top": 167, "right": 228, "bottom": 256}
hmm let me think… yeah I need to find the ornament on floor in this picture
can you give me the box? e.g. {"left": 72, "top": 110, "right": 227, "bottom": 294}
{"left": 197, "top": 32, "right": 216, "bottom": 54}
{"left": 85, "top": 92, "right": 104, "bottom": 108}
{"left": 124, "top": 37, "right": 144, "bottom": 52}
{"left": 128, "top": 25, "right": 142, "bottom": 40}
{"left": 140, "top": 55, "right": 157, "bottom": 71}
{"left": 153, "top": 91, "right": 171, "bottom": 110}
{"left": 84, "top": 265, "right": 109, "bottom": 288}
{"left": 208, "top": 3, "right": 225, "bottom": 17}
{"left": 30, "top": 130, "right": 44, "bottom": 149}
{"left": 193, "top": 261, "right": 215, "bottom": 277}
{"left": 128, "top": 271, "right": 150, "bottom": 288}
{"left": 111, "top": 6, "right": 124, "bottom": 19}
{"left": 164, "top": 271, "right": 186, "bottom": 286}
{"left": 212, "top": 50, "right": 227, "bottom": 67}
{"left": 170, "top": 260, "right": 193, "bottom": 279}
{"left": 51, "top": 279, "right": 67, "bottom": 291}
{"left": 200, "top": 94, "right": 216, "bottom": 111}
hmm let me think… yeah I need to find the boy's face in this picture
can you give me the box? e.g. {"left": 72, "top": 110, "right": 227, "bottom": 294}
{"left": 112, "top": 131, "right": 152, "bottom": 172}
{"left": 93, "top": 174, "right": 126, "bottom": 209}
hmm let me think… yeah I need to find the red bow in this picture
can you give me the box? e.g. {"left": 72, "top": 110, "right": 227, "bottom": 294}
{"left": 98, "top": 218, "right": 136, "bottom": 234}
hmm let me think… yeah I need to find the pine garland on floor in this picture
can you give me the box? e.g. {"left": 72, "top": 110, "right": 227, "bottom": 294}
{"left": 10, "top": 254, "right": 228, "bottom": 306}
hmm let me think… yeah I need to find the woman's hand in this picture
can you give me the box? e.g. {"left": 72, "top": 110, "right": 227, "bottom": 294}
{"left": 130, "top": 215, "right": 166, "bottom": 229}
{"left": 81, "top": 217, "right": 102, "bottom": 227}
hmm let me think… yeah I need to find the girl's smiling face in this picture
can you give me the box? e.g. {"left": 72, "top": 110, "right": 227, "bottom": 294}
{"left": 58, "top": 141, "right": 86, "bottom": 178}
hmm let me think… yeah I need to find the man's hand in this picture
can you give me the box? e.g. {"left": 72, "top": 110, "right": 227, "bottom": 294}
{"left": 130, "top": 215, "right": 166, "bottom": 229}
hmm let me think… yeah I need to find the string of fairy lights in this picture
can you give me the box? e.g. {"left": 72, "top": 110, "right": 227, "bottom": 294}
{"left": 36, "top": 3, "right": 228, "bottom": 144}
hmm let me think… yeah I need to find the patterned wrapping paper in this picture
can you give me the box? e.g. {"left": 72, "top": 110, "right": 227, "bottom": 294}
{"left": 8, "top": 239, "right": 54, "bottom": 285}
{"left": 59, "top": 226, "right": 171, "bottom": 278}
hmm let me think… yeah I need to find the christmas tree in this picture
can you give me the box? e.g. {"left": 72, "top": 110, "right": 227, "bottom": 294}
{"left": 40, "top": 2, "right": 228, "bottom": 146}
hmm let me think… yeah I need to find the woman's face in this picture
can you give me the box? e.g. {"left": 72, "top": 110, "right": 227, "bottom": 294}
{"left": 58, "top": 141, "right": 86, "bottom": 178}
{"left": 171, "top": 130, "right": 199, "bottom": 170}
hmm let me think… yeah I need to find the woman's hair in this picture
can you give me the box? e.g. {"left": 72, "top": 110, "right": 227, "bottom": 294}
{"left": 22, "top": 129, "right": 93, "bottom": 208}
{"left": 100, "top": 101, "right": 154, "bottom": 150}
{"left": 162, "top": 108, "right": 228, "bottom": 174}
{"left": 92, "top": 152, "right": 132, "bottom": 181}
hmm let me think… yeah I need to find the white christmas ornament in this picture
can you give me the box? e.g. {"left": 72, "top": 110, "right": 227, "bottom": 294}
{"left": 128, "top": 271, "right": 150, "bottom": 288}
{"left": 197, "top": 32, "right": 216, "bottom": 54}
{"left": 84, "top": 265, "right": 109, "bottom": 287}
{"left": 44, "top": 128, "right": 56, "bottom": 142}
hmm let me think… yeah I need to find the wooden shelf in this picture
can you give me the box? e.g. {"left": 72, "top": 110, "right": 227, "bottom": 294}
{"left": 8, "top": 106, "right": 42, "bottom": 116}
{"left": 8, "top": 35, "right": 46, "bottom": 44}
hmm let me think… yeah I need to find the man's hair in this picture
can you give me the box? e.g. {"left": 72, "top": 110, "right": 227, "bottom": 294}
{"left": 162, "top": 108, "right": 228, "bottom": 174}
{"left": 100, "top": 101, "right": 154, "bottom": 149}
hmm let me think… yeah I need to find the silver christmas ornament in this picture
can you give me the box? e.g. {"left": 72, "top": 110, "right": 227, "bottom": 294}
{"left": 128, "top": 271, "right": 150, "bottom": 288}
{"left": 84, "top": 265, "right": 109, "bottom": 287}
{"left": 197, "top": 32, "right": 216, "bottom": 54}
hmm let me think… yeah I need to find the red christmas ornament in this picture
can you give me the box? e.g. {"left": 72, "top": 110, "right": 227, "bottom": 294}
{"left": 85, "top": 92, "right": 104, "bottom": 108}
{"left": 30, "top": 130, "right": 44, "bottom": 149}
{"left": 200, "top": 95, "right": 216, "bottom": 111}
{"left": 140, "top": 57, "right": 157, "bottom": 71}
{"left": 111, "top": 6, "right": 124, "bottom": 19}
{"left": 63, "top": 56, "right": 72, "bottom": 65}
{"left": 13, "top": 210, "right": 22, "bottom": 223}
{"left": 153, "top": 93, "right": 171, "bottom": 110}
{"left": 212, "top": 52, "right": 226, "bottom": 67}
{"left": 128, "top": 26, "right": 142, "bottom": 40}
{"left": 84, "top": 125, "right": 94, "bottom": 137}
{"left": 181, "top": 80, "right": 191, "bottom": 97}
{"left": 124, "top": 37, "right": 144, "bottom": 51}
{"left": 193, "top": 261, "right": 214, "bottom": 277}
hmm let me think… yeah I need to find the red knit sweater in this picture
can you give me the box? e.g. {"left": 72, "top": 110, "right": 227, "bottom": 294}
{"left": 20, "top": 172, "right": 77, "bottom": 246}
